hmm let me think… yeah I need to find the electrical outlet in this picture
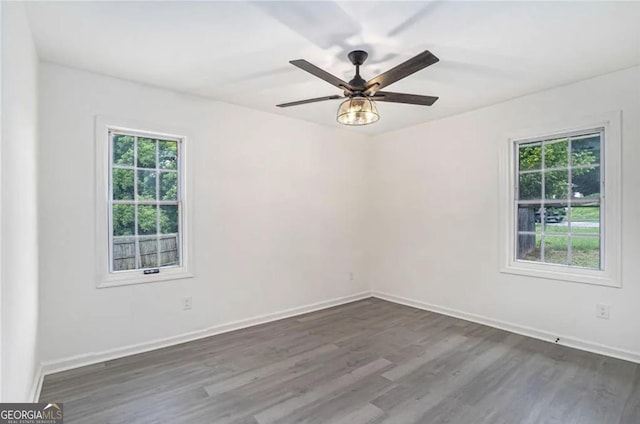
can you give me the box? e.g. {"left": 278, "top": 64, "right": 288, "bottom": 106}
{"left": 596, "top": 304, "right": 610, "bottom": 320}
{"left": 183, "top": 296, "right": 192, "bottom": 310}
{"left": 349, "top": 272, "right": 354, "bottom": 281}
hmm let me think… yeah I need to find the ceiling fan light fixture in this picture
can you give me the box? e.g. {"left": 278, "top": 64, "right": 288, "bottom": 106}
{"left": 336, "top": 97, "right": 379, "bottom": 126}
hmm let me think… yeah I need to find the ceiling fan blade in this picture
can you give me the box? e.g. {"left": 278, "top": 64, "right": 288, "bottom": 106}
{"left": 365, "top": 50, "right": 439, "bottom": 94}
{"left": 252, "top": 2, "right": 361, "bottom": 51}
{"left": 290, "top": 60, "right": 355, "bottom": 93}
{"left": 386, "top": 3, "right": 442, "bottom": 37}
{"left": 372, "top": 91, "right": 439, "bottom": 106}
{"left": 276, "top": 95, "right": 343, "bottom": 108}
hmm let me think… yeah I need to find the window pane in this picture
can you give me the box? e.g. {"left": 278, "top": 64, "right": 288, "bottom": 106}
{"left": 113, "top": 236, "right": 136, "bottom": 271}
{"left": 137, "top": 170, "right": 157, "bottom": 200}
{"left": 570, "top": 205, "right": 600, "bottom": 235}
{"left": 572, "top": 166, "right": 600, "bottom": 199}
{"left": 571, "top": 205, "right": 600, "bottom": 245}
{"left": 543, "top": 236, "right": 568, "bottom": 265}
{"left": 137, "top": 205, "right": 158, "bottom": 235}
{"left": 518, "top": 143, "right": 542, "bottom": 171}
{"left": 139, "top": 235, "right": 158, "bottom": 268}
{"left": 517, "top": 232, "right": 541, "bottom": 262}
{"left": 572, "top": 134, "right": 600, "bottom": 166}
{"left": 160, "top": 172, "right": 178, "bottom": 200}
{"left": 517, "top": 205, "right": 537, "bottom": 232}
{"left": 571, "top": 235, "right": 600, "bottom": 269}
{"left": 159, "top": 234, "right": 179, "bottom": 267}
{"left": 137, "top": 138, "right": 157, "bottom": 168}
{"left": 545, "top": 170, "right": 568, "bottom": 199}
{"left": 112, "top": 204, "right": 135, "bottom": 236}
{"left": 160, "top": 205, "right": 179, "bottom": 234}
{"left": 113, "top": 134, "right": 134, "bottom": 166}
{"left": 540, "top": 204, "right": 568, "bottom": 234}
{"left": 543, "top": 138, "right": 568, "bottom": 168}
{"left": 159, "top": 140, "right": 178, "bottom": 170}
{"left": 112, "top": 169, "right": 134, "bottom": 200}
{"left": 518, "top": 172, "right": 541, "bottom": 200}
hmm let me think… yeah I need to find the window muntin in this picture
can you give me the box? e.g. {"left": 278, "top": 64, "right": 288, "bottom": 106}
{"left": 109, "top": 131, "right": 182, "bottom": 273}
{"left": 515, "top": 130, "right": 602, "bottom": 270}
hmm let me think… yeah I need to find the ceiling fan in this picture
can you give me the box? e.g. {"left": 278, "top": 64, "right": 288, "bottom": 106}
{"left": 276, "top": 49, "right": 439, "bottom": 126}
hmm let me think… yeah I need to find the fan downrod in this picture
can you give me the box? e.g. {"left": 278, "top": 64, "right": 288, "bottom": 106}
{"left": 347, "top": 50, "right": 369, "bottom": 91}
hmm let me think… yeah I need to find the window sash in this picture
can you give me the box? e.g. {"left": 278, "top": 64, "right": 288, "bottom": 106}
{"left": 108, "top": 130, "right": 183, "bottom": 273}
{"left": 513, "top": 128, "right": 603, "bottom": 270}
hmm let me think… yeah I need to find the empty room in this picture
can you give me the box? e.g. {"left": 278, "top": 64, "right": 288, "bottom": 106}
{"left": 1, "top": 0, "right": 639, "bottom": 423}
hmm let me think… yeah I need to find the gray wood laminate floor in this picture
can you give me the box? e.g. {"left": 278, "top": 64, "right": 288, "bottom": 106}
{"left": 40, "top": 298, "right": 640, "bottom": 424}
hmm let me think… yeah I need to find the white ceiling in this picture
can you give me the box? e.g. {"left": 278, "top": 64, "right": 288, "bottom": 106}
{"left": 25, "top": 1, "right": 640, "bottom": 135}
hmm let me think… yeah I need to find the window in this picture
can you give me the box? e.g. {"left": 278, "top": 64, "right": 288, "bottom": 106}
{"left": 500, "top": 113, "right": 621, "bottom": 287}
{"left": 516, "top": 130, "right": 602, "bottom": 269}
{"left": 110, "top": 131, "right": 182, "bottom": 272}
{"left": 96, "top": 117, "right": 192, "bottom": 287}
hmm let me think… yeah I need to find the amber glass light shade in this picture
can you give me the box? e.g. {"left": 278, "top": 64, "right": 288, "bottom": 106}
{"left": 336, "top": 97, "right": 380, "bottom": 126}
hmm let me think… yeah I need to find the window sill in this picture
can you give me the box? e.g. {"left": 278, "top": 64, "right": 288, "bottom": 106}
{"left": 97, "top": 269, "right": 194, "bottom": 289}
{"left": 500, "top": 262, "right": 620, "bottom": 288}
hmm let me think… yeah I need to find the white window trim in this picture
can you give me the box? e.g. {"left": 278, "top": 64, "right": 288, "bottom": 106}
{"left": 498, "top": 111, "right": 621, "bottom": 288}
{"left": 95, "top": 116, "right": 194, "bottom": 288}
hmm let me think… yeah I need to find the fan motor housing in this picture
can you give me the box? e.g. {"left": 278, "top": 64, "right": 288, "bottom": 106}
{"left": 348, "top": 76, "right": 367, "bottom": 91}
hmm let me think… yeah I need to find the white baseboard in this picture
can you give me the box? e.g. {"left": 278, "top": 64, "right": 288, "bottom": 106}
{"left": 372, "top": 291, "right": 640, "bottom": 364}
{"left": 36, "top": 291, "right": 371, "bottom": 399}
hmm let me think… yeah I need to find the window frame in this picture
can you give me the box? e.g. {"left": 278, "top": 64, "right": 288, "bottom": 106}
{"left": 499, "top": 112, "right": 621, "bottom": 288}
{"left": 96, "top": 116, "right": 194, "bottom": 288}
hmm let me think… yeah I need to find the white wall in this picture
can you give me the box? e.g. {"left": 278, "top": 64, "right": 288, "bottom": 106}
{"left": 35, "top": 58, "right": 640, "bottom": 370}
{"left": 1, "top": 1, "right": 40, "bottom": 402}
{"left": 38, "top": 63, "right": 369, "bottom": 365}
{"left": 367, "top": 66, "right": 640, "bottom": 358}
